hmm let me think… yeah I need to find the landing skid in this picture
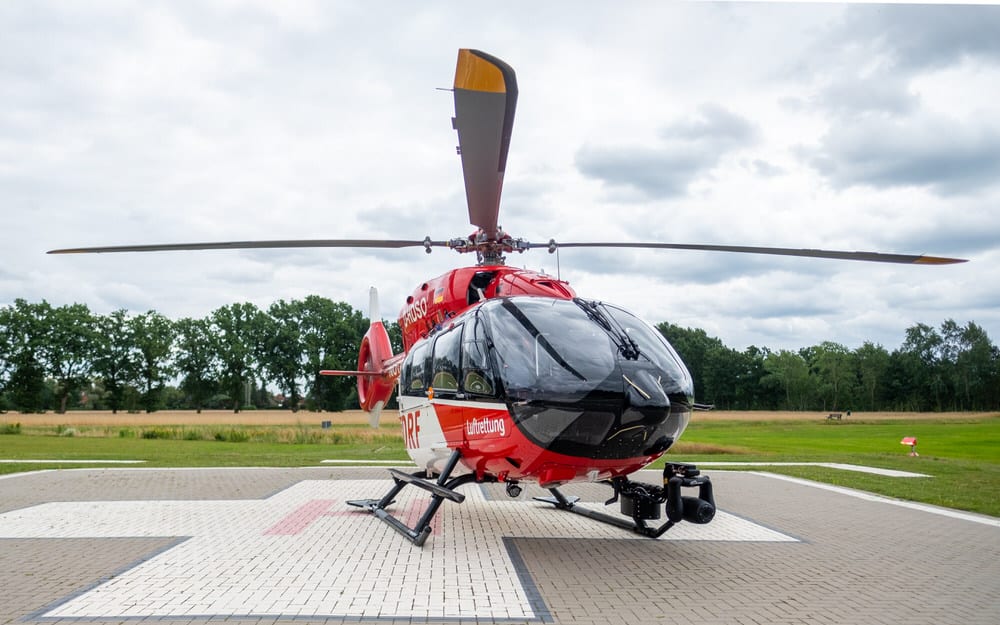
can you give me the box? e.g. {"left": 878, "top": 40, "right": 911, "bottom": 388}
{"left": 348, "top": 449, "right": 489, "bottom": 546}
{"left": 350, "top": 457, "right": 713, "bottom": 545}
{"left": 534, "top": 463, "right": 716, "bottom": 538}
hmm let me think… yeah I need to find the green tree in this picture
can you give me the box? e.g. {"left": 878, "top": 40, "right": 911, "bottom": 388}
{"left": 941, "top": 320, "right": 997, "bottom": 410}
{"left": 761, "top": 349, "right": 813, "bottom": 410}
{"left": 0, "top": 304, "right": 14, "bottom": 409}
{"left": 173, "top": 317, "right": 219, "bottom": 413}
{"left": 259, "top": 300, "right": 307, "bottom": 411}
{"left": 737, "top": 345, "right": 777, "bottom": 409}
{"left": 1, "top": 300, "right": 51, "bottom": 412}
{"left": 656, "top": 323, "right": 718, "bottom": 403}
{"left": 386, "top": 320, "right": 403, "bottom": 355}
{"left": 131, "top": 311, "right": 175, "bottom": 413}
{"left": 855, "top": 341, "right": 890, "bottom": 411}
{"left": 211, "top": 302, "right": 265, "bottom": 413}
{"left": 92, "top": 310, "right": 140, "bottom": 413}
{"left": 41, "top": 303, "right": 98, "bottom": 413}
{"left": 0, "top": 307, "right": 11, "bottom": 391}
{"left": 810, "top": 341, "right": 856, "bottom": 411}
{"left": 9, "top": 294, "right": 992, "bottom": 413}
{"left": 700, "top": 344, "right": 742, "bottom": 409}
{"left": 959, "top": 322, "right": 999, "bottom": 409}
{"left": 298, "top": 296, "right": 367, "bottom": 411}
{"left": 7, "top": 352, "right": 46, "bottom": 412}
{"left": 896, "top": 323, "right": 946, "bottom": 411}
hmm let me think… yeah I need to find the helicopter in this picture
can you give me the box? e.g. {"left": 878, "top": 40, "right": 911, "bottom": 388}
{"left": 50, "top": 49, "right": 966, "bottom": 547}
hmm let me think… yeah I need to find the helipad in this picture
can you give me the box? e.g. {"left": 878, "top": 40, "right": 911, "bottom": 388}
{"left": 1, "top": 467, "right": 997, "bottom": 624}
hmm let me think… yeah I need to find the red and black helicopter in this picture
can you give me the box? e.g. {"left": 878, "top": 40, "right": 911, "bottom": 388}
{"left": 51, "top": 49, "right": 966, "bottom": 546}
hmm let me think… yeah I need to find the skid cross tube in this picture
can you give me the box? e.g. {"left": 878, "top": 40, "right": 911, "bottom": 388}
{"left": 535, "top": 487, "right": 678, "bottom": 538}
{"left": 534, "top": 488, "right": 665, "bottom": 534}
{"left": 534, "top": 464, "right": 715, "bottom": 538}
{"left": 347, "top": 448, "right": 475, "bottom": 546}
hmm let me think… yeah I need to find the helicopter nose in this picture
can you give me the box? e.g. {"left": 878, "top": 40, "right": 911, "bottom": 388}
{"left": 622, "top": 366, "right": 672, "bottom": 411}
{"left": 618, "top": 363, "right": 692, "bottom": 457}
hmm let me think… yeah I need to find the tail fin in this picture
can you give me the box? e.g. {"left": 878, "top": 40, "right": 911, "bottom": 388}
{"left": 320, "top": 287, "right": 401, "bottom": 427}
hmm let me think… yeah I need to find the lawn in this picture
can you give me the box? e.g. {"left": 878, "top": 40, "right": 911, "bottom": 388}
{"left": 1, "top": 411, "right": 998, "bottom": 517}
{"left": 658, "top": 415, "right": 1000, "bottom": 516}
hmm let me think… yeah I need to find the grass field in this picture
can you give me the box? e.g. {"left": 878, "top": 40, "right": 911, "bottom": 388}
{"left": 660, "top": 415, "right": 1000, "bottom": 517}
{"left": 2, "top": 409, "right": 998, "bottom": 517}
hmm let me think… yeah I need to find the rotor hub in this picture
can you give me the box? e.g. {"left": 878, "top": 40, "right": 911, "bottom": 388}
{"left": 445, "top": 228, "right": 530, "bottom": 266}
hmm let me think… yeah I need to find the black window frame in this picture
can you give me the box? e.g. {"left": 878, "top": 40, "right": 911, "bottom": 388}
{"left": 430, "top": 325, "right": 462, "bottom": 396}
{"left": 461, "top": 315, "right": 500, "bottom": 398}
{"left": 401, "top": 340, "right": 431, "bottom": 396}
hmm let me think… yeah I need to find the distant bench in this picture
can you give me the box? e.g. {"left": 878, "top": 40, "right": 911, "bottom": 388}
{"left": 826, "top": 413, "right": 842, "bottom": 420}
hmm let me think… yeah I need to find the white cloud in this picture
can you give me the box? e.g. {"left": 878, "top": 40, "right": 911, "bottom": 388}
{"left": 575, "top": 104, "right": 758, "bottom": 199}
{"left": 806, "top": 112, "right": 1000, "bottom": 195}
{"left": 3, "top": 1, "right": 998, "bottom": 354}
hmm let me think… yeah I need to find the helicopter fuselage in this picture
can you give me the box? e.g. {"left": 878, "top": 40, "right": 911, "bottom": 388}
{"left": 398, "top": 264, "right": 575, "bottom": 350}
{"left": 390, "top": 266, "right": 695, "bottom": 488}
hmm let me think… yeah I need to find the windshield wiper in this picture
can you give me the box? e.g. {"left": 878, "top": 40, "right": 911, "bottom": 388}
{"left": 574, "top": 299, "right": 640, "bottom": 360}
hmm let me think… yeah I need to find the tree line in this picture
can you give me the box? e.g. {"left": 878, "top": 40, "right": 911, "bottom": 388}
{"left": 0, "top": 297, "right": 401, "bottom": 414}
{"left": 658, "top": 320, "right": 1000, "bottom": 412}
{"left": 2, "top": 296, "right": 996, "bottom": 413}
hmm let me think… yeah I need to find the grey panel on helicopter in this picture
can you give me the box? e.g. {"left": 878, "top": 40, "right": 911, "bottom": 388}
{"left": 454, "top": 89, "right": 509, "bottom": 237}
{"left": 452, "top": 49, "right": 518, "bottom": 240}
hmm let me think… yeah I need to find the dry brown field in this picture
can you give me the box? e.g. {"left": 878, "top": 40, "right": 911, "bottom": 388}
{"left": 2, "top": 409, "right": 994, "bottom": 428}
{"left": 693, "top": 410, "right": 997, "bottom": 422}
{"left": 2, "top": 410, "right": 375, "bottom": 427}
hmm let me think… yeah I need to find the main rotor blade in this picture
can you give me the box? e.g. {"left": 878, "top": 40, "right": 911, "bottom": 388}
{"left": 47, "top": 239, "right": 447, "bottom": 254}
{"left": 534, "top": 241, "right": 967, "bottom": 265}
{"left": 453, "top": 49, "right": 518, "bottom": 239}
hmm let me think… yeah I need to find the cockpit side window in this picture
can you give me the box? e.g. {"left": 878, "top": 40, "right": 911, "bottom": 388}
{"left": 401, "top": 341, "right": 431, "bottom": 396}
{"left": 461, "top": 316, "right": 498, "bottom": 397}
{"left": 430, "top": 326, "right": 462, "bottom": 394}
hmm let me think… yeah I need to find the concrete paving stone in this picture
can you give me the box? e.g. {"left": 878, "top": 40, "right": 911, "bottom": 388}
{"left": 0, "top": 467, "right": 997, "bottom": 624}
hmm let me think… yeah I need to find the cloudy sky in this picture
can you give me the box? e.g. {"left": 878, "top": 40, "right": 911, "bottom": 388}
{"left": 3, "top": 1, "right": 999, "bottom": 352}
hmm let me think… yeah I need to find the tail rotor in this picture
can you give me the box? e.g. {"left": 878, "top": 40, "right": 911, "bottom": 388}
{"left": 321, "top": 287, "right": 402, "bottom": 428}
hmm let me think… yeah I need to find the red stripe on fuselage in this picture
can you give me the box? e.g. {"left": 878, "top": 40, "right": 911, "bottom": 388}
{"left": 427, "top": 399, "right": 662, "bottom": 484}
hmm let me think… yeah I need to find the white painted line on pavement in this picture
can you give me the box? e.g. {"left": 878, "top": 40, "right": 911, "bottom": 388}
{"left": 0, "top": 459, "right": 146, "bottom": 464}
{"left": 321, "top": 459, "right": 415, "bottom": 464}
{"left": 752, "top": 471, "right": 1000, "bottom": 527}
{"left": 696, "top": 462, "right": 928, "bottom": 477}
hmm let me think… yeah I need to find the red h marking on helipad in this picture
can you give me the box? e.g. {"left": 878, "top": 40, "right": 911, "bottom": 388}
{"left": 263, "top": 499, "right": 339, "bottom": 535}
{"left": 264, "top": 498, "right": 441, "bottom": 536}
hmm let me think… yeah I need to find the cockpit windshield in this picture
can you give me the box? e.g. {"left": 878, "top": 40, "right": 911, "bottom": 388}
{"left": 597, "top": 300, "right": 692, "bottom": 394}
{"left": 480, "top": 297, "right": 691, "bottom": 402}
{"left": 397, "top": 296, "right": 694, "bottom": 459}
{"left": 485, "top": 298, "right": 618, "bottom": 401}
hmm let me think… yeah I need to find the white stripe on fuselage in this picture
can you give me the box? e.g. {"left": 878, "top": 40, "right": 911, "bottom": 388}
{"left": 397, "top": 395, "right": 451, "bottom": 475}
{"left": 395, "top": 395, "right": 510, "bottom": 475}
